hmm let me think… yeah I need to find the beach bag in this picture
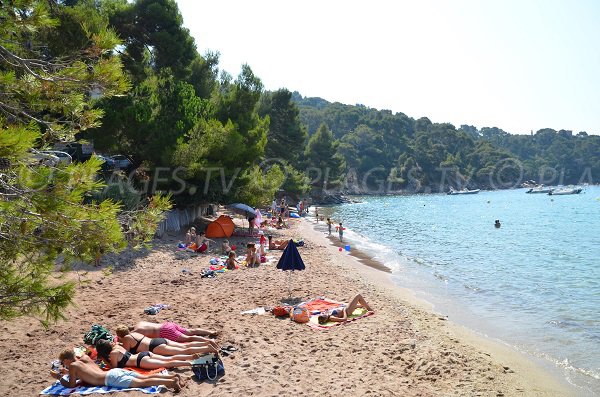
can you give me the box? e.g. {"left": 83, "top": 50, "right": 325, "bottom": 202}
{"left": 290, "top": 306, "right": 310, "bottom": 323}
{"left": 272, "top": 306, "right": 290, "bottom": 317}
{"left": 191, "top": 353, "right": 225, "bottom": 381}
{"left": 83, "top": 324, "right": 113, "bottom": 346}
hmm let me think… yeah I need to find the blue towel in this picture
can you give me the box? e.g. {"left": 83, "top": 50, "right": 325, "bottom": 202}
{"left": 40, "top": 381, "right": 163, "bottom": 395}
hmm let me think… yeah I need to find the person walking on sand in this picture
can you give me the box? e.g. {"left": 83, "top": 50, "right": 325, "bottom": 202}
{"left": 338, "top": 222, "right": 344, "bottom": 242}
{"left": 51, "top": 349, "right": 186, "bottom": 391}
{"left": 327, "top": 218, "right": 333, "bottom": 235}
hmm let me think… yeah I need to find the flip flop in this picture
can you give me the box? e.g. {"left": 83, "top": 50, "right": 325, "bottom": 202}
{"left": 219, "top": 346, "right": 238, "bottom": 356}
{"left": 221, "top": 345, "right": 238, "bottom": 352}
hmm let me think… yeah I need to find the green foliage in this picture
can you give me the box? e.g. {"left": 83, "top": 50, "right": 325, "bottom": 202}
{"left": 237, "top": 165, "right": 285, "bottom": 208}
{"left": 258, "top": 89, "right": 307, "bottom": 168}
{"left": 280, "top": 163, "right": 311, "bottom": 199}
{"left": 304, "top": 124, "right": 345, "bottom": 191}
{"left": 0, "top": 0, "right": 171, "bottom": 324}
{"left": 0, "top": 0, "right": 129, "bottom": 141}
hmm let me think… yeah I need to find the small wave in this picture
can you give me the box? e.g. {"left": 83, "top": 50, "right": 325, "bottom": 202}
{"left": 463, "top": 283, "right": 482, "bottom": 293}
{"left": 546, "top": 319, "right": 580, "bottom": 329}
{"left": 433, "top": 271, "right": 448, "bottom": 282}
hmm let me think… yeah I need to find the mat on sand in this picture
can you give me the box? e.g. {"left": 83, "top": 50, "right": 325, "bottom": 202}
{"left": 40, "top": 368, "right": 166, "bottom": 395}
{"left": 40, "top": 382, "right": 163, "bottom": 395}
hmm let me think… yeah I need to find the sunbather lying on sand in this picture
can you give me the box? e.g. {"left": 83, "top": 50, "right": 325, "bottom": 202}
{"left": 115, "top": 325, "right": 219, "bottom": 356}
{"left": 51, "top": 349, "right": 185, "bottom": 391}
{"left": 133, "top": 321, "right": 217, "bottom": 343}
{"left": 317, "top": 294, "right": 373, "bottom": 324}
{"left": 96, "top": 340, "right": 199, "bottom": 370}
{"left": 268, "top": 235, "right": 289, "bottom": 250}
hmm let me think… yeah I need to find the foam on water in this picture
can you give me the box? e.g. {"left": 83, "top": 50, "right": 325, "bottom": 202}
{"left": 323, "top": 187, "right": 600, "bottom": 395}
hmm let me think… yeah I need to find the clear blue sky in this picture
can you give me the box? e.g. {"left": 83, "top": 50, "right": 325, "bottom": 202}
{"left": 176, "top": 0, "right": 600, "bottom": 135}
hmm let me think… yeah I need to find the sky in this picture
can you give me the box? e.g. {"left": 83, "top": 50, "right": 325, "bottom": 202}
{"left": 176, "top": 0, "right": 600, "bottom": 135}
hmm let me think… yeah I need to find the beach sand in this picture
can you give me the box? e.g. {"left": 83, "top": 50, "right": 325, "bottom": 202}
{"left": 0, "top": 215, "right": 575, "bottom": 396}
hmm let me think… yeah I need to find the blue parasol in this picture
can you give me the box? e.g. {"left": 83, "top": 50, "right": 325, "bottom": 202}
{"left": 227, "top": 203, "right": 255, "bottom": 219}
{"left": 276, "top": 240, "right": 305, "bottom": 298}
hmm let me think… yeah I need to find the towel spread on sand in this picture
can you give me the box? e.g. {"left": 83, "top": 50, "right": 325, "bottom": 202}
{"left": 40, "top": 382, "right": 163, "bottom": 395}
{"left": 40, "top": 368, "right": 167, "bottom": 395}
{"left": 307, "top": 307, "right": 374, "bottom": 331}
{"left": 299, "top": 298, "right": 344, "bottom": 314}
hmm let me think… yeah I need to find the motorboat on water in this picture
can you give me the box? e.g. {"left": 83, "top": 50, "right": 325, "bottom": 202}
{"left": 447, "top": 188, "right": 480, "bottom": 195}
{"left": 548, "top": 187, "right": 583, "bottom": 195}
{"left": 526, "top": 185, "right": 553, "bottom": 194}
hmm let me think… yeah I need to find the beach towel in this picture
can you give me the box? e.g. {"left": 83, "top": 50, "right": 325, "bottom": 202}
{"left": 40, "top": 368, "right": 167, "bottom": 395}
{"left": 40, "top": 381, "right": 163, "bottom": 395}
{"left": 298, "top": 298, "right": 344, "bottom": 314}
{"left": 307, "top": 307, "right": 374, "bottom": 331}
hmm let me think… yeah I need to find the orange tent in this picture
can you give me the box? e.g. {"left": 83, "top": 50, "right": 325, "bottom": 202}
{"left": 205, "top": 215, "right": 235, "bottom": 238}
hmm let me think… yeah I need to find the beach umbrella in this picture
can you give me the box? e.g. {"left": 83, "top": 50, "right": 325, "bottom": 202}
{"left": 227, "top": 203, "right": 255, "bottom": 218}
{"left": 227, "top": 203, "right": 255, "bottom": 229}
{"left": 276, "top": 240, "right": 305, "bottom": 299}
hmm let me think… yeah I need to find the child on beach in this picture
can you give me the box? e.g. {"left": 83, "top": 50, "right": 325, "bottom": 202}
{"left": 222, "top": 240, "right": 232, "bottom": 255}
{"left": 245, "top": 243, "right": 260, "bottom": 268}
{"left": 185, "top": 227, "right": 197, "bottom": 245}
{"left": 194, "top": 232, "right": 214, "bottom": 253}
{"left": 338, "top": 222, "right": 344, "bottom": 242}
{"left": 327, "top": 218, "right": 333, "bottom": 235}
{"left": 225, "top": 251, "right": 239, "bottom": 270}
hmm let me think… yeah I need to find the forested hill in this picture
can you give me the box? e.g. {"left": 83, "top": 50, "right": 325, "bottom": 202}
{"left": 292, "top": 92, "right": 600, "bottom": 192}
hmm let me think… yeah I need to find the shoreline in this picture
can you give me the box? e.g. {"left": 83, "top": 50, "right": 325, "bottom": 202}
{"left": 301, "top": 214, "right": 579, "bottom": 396}
{"left": 0, "top": 213, "right": 579, "bottom": 396}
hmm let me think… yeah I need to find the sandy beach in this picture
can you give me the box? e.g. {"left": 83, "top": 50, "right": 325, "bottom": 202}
{"left": 0, "top": 214, "right": 575, "bottom": 396}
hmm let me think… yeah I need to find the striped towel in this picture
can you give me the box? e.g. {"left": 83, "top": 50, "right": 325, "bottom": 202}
{"left": 40, "top": 382, "right": 163, "bottom": 395}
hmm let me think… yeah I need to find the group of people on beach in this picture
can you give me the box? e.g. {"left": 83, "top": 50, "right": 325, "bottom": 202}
{"left": 51, "top": 321, "right": 219, "bottom": 392}
{"left": 183, "top": 227, "right": 215, "bottom": 253}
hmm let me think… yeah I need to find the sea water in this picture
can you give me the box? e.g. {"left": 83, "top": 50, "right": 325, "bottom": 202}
{"left": 319, "top": 186, "right": 600, "bottom": 395}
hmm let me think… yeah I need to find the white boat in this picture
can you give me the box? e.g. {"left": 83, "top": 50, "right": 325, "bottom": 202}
{"left": 548, "top": 187, "right": 583, "bottom": 195}
{"left": 447, "top": 188, "right": 480, "bottom": 195}
{"left": 526, "top": 186, "right": 553, "bottom": 194}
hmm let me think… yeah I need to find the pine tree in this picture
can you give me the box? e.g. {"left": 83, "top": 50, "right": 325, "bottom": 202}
{"left": 0, "top": 0, "right": 170, "bottom": 324}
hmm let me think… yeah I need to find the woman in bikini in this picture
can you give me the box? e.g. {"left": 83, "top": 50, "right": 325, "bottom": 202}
{"left": 95, "top": 339, "right": 199, "bottom": 370}
{"left": 132, "top": 321, "right": 217, "bottom": 343}
{"left": 317, "top": 294, "right": 373, "bottom": 325}
{"left": 115, "top": 325, "right": 219, "bottom": 357}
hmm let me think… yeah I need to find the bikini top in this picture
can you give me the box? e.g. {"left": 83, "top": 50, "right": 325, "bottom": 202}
{"left": 129, "top": 335, "right": 145, "bottom": 354}
{"left": 117, "top": 351, "right": 131, "bottom": 368}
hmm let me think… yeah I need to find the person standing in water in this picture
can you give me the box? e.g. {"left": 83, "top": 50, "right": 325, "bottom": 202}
{"left": 338, "top": 222, "right": 344, "bottom": 242}
{"left": 327, "top": 218, "right": 333, "bottom": 235}
{"left": 495, "top": 220, "right": 501, "bottom": 228}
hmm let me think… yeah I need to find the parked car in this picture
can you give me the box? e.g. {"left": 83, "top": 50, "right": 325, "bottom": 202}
{"left": 96, "top": 154, "right": 116, "bottom": 171}
{"left": 41, "top": 150, "right": 72, "bottom": 165}
{"left": 110, "top": 154, "right": 133, "bottom": 170}
{"left": 28, "top": 148, "right": 59, "bottom": 167}
{"left": 54, "top": 142, "right": 93, "bottom": 162}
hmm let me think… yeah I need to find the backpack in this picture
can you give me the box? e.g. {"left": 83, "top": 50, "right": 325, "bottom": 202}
{"left": 83, "top": 324, "right": 113, "bottom": 346}
{"left": 290, "top": 306, "right": 310, "bottom": 323}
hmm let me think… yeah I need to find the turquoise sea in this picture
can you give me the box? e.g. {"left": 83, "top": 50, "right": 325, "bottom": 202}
{"left": 318, "top": 186, "right": 600, "bottom": 395}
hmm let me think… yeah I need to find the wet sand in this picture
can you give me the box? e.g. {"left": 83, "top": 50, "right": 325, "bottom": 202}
{"left": 0, "top": 214, "right": 575, "bottom": 396}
